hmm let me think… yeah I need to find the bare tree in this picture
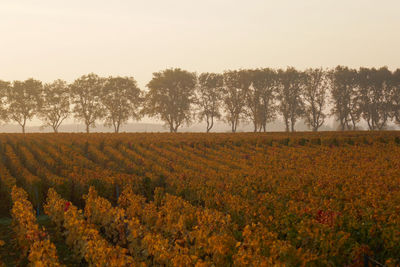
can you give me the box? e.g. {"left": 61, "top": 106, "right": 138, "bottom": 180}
{"left": 330, "top": 66, "right": 360, "bottom": 131}
{"left": 7, "top": 79, "right": 42, "bottom": 134}
{"left": 38, "top": 79, "right": 70, "bottom": 133}
{"left": 196, "top": 73, "right": 223, "bottom": 132}
{"left": 358, "top": 67, "right": 392, "bottom": 130}
{"left": 390, "top": 69, "right": 400, "bottom": 124}
{"left": 246, "top": 68, "right": 277, "bottom": 132}
{"left": 244, "top": 69, "right": 263, "bottom": 132}
{"left": 70, "top": 73, "right": 105, "bottom": 133}
{"left": 101, "top": 76, "right": 142, "bottom": 133}
{"left": 277, "top": 67, "right": 304, "bottom": 132}
{"left": 144, "top": 68, "right": 197, "bottom": 133}
{"left": 303, "top": 68, "right": 329, "bottom": 131}
{"left": 222, "top": 70, "right": 251, "bottom": 133}
{"left": 0, "top": 80, "right": 10, "bottom": 123}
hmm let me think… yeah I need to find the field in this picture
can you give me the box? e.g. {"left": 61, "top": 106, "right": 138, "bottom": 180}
{"left": 0, "top": 132, "right": 399, "bottom": 266}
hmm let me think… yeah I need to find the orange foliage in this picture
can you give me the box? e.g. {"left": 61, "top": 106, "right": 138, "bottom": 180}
{"left": 44, "top": 188, "right": 136, "bottom": 266}
{"left": 10, "top": 186, "right": 61, "bottom": 266}
{"left": 1, "top": 132, "right": 400, "bottom": 266}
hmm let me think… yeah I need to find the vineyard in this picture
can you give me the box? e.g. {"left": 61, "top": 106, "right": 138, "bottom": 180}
{"left": 0, "top": 132, "right": 399, "bottom": 266}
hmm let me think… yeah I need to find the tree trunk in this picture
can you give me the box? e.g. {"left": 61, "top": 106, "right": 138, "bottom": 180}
{"left": 312, "top": 122, "right": 318, "bottom": 132}
{"left": 261, "top": 123, "right": 266, "bottom": 132}
{"left": 206, "top": 116, "right": 212, "bottom": 133}
{"left": 207, "top": 117, "right": 214, "bottom": 133}
{"left": 173, "top": 123, "right": 179, "bottom": 133}
{"left": 22, "top": 125, "right": 25, "bottom": 134}
{"left": 351, "top": 120, "right": 356, "bottom": 131}
{"left": 367, "top": 119, "right": 373, "bottom": 131}
{"left": 231, "top": 121, "right": 236, "bottom": 133}
{"left": 291, "top": 120, "right": 295, "bottom": 132}
{"left": 284, "top": 117, "right": 289, "bottom": 132}
{"left": 340, "top": 119, "right": 345, "bottom": 131}
{"left": 86, "top": 124, "right": 90, "bottom": 133}
{"left": 114, "top": 123, "right": 120, "bottom": 133}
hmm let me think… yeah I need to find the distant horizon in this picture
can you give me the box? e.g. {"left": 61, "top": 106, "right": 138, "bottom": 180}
{"left": 0, "top": 120, "right": 398, "bottom": 134}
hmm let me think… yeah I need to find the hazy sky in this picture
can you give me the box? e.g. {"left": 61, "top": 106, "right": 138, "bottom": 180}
{"left": 1, "top": 0, "right": 399, "bottom": 88}
{"left": 0, "top": 0, "right": 399, "bottom": 127}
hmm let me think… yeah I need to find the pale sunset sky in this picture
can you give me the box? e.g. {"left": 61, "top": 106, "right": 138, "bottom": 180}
{"left": 0, "top": 0, "right": 399, "bottom": 126}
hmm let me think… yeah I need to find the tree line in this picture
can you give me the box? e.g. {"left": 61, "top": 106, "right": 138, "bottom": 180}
{"left": 0, "top": 66, "right": 399, "bottom": 133}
